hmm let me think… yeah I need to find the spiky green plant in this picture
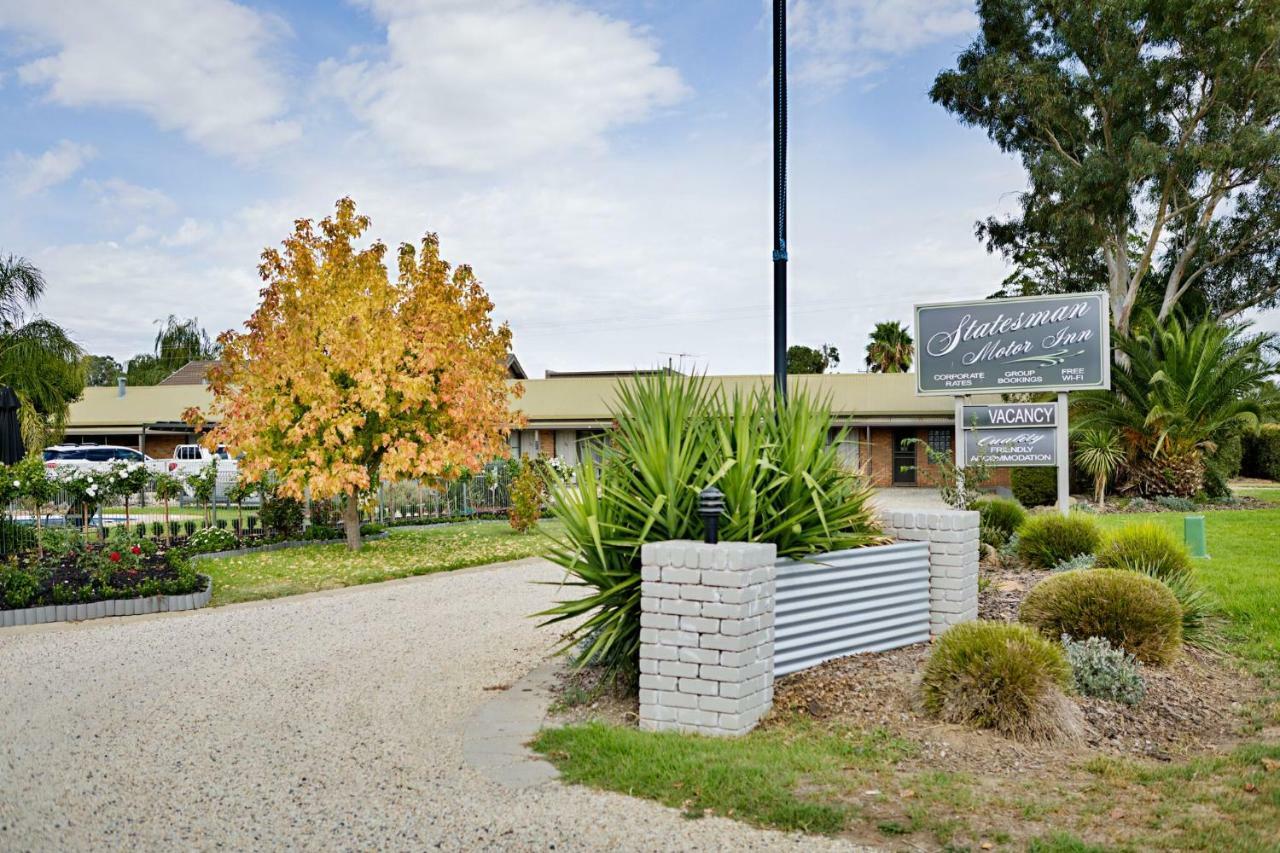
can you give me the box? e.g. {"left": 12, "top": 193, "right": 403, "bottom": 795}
{"left": 1073, "top": 428, "right": 1125, "bottom": 506}
{"left": 537, "top": 373, "right": 880, "bottom": 676}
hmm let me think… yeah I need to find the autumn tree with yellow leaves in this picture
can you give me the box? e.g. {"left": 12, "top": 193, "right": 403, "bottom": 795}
{"left": 188, "top": 198, "right": 518, "bottom": 549}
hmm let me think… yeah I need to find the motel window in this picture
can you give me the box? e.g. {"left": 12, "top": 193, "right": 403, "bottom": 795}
{"left": 927, "top": 428, "right": 952, "bottom": 454}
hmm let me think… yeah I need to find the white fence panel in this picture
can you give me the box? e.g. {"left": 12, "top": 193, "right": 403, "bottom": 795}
{"left": 773, "top": 541, "right": 931, "bottom": 677}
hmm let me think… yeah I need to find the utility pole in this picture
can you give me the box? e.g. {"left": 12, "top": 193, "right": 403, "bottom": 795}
{"left": 772, "top": 0, "right": 788, "bottom": 400}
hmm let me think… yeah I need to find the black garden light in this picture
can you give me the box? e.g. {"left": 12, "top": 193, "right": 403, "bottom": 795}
{"left": 698, "top": 486, "right": 726, "bottom": 545}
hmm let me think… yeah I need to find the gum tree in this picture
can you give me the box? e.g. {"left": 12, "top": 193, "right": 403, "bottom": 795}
{"left": 190, "top": 198, "right": 517, "bottom": 550}
{"left": 931, "top": 0, "right": 1280, "bottom": 334}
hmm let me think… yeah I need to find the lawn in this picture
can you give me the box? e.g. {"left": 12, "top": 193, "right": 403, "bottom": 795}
{"left": 200, "top": 520, "right": 561, "bottom": 605}
{"left": 533, "top": 506, "right": 1280, "bottom": 851}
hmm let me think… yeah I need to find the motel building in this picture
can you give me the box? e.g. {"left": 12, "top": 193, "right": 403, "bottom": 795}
{"left": 61, "top": 360, "right": 1013, "bottom": 489}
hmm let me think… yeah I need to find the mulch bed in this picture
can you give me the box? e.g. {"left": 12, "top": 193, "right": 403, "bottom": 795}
{"left": 771, "top": 565, "right": 1267, "bottom": 766}
{"left": 1080, "top": 495, "right": 1273, "bottom": 514}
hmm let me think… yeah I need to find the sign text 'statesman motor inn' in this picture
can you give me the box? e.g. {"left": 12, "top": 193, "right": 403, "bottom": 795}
{"left": 914, "top": 292, "right": 1110, "bottom": 395}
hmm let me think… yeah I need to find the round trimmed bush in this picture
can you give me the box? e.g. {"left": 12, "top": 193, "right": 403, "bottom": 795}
{"left": 976, "top": 497, "right": 1027, "bottom": 548}
{"left": 1096, "top": 522, "right": 1193, "bottom": 583}
{"left": 1015, "top": 513, "right": 1102, "bottom": 570}
{"left": 1011, "top": 467, "right": 1057, "bottom": 507}
{"left": 921, "top": 621, "right": 1079, "bottom": 742}
{"left": 1019, "top": 569, "right": 1183, "bottom": 665}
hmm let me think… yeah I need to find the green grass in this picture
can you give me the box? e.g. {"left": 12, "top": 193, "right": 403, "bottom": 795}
{"left": 1096, "top": 507, "right": 1280, "bottom": 669}
{"left": 532, "top": 722, "right": 913, "bottom": 833}
{"left": 201, "top": 520, "right": 561, "bottom": 605}
{"left": 534, "top": 506, "right": 1280, "bottom": 849}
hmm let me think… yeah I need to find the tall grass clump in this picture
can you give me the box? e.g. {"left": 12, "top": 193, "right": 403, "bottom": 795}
{"left": 537, "top": 373, "right": 880, "bottom": 677}
{"left": 1095, "top": 522, "right": 1193, "bottom": 583}
{"left": 921, "top": 621, "right": 1079, "bottom": 742}
{"left": 1016, "top": 513, "right": 1103, "bottom": 569}
{"left": 1020, "top": 569, "right": 1183, "bottom": 665}
{"left": 975, "top": 497, "right": 1027, "bottom": 548}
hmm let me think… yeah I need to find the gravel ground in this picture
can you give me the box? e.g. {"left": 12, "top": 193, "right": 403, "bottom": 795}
{"left": 0, "top": 557, "right": 864, "bottom": 852}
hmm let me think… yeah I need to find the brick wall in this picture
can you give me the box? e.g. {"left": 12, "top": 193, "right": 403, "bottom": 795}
{"left": 638, "top": 541, "right": 776, "bottom": 737}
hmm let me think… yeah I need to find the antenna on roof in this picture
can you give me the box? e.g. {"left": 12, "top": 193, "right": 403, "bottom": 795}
{"left": 658, "top": 352, "right": 700, "bottom": 373}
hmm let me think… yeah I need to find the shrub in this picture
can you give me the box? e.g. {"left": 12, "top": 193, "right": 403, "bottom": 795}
{"left": 168, "top": 520, "right": 181, "bottom": 538}
{"left": 1203, "top": 429, "right": 1243, "bottom": 498}
{"left": 1243, "top": 426, "right": 1280, "bottom": 481}
{"left": 1154, "top": 495, "right": 1195, "bottom": 512}
{"left": 1061, "top": 635, "right": 1146, "bottom": 705}
{"left": 1051, "top": 553, "right": 1096, "bottom": 573}
{"left": 1020, "top": 569, "right": 1183, "bottom": 664}
{"left": 976, "top": 497, "right": 1027, "bottom": 548}
{"left": 1095, "top": 522, "right": 1192, "bottom": 583}
{"left": 260, "top": 494, "right": 304, "bottom": 537}
{"left": 215, "top": 519, "right": 228, "bottom": 530}
{"left": 0, "top": 562, "right": 43, "bottom": 609}
{"left": 309, "top": 499, "right": 341, "bottom": 528}
{"left": 151, "top": 521, "right": 164, "bottom": 538}
{"left": 1011, "top": 467, "right": 1057, "bottom": 507}
{"left": 921, "top": 621, "right": 1079, "bottom": 741}
{"left": 301, "top": 524, "right": 340, "bottom": 541}
{"left": 134, "top": 522, "right": 147, "bottom": 538}
{"left": 247, "top": 515, "right": 259, "bottom": 532}
{"left": 1121, "top": 558, "right": 1222, "bottom": 651}
{"left": 508, "top": 461, "right": 546, "bottom": 534}
{"left": 1015, "top": 513, "right": 1102, "bottom": 570}
{"left": 183, "top": 520, "right": 197, "bottom": 537}
{"left": 185, "top": 526, "right": 238, "bottom": 554}
{"left": 359, "top": 522, "right": 385, "bottom": 536}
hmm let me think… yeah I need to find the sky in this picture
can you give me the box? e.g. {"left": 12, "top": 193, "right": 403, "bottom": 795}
{"left": 1, "top": 0, "right": 1070, "bottom": 377}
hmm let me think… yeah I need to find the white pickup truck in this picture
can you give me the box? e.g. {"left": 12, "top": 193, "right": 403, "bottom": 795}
{"left": 162, "top": 444, "right": 240, "bottom": 498}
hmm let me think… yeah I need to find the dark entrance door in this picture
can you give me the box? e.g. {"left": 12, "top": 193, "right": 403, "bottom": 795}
{"left": 891, "top": 429, "right": 917, "bottom": 485}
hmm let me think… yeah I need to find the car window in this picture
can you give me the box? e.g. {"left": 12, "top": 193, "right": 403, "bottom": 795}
{"left": 84, "top": 449, "right": 116, "bottom": 462}
{"left": 112, "top": 448, "right": 142, "bottom": 460}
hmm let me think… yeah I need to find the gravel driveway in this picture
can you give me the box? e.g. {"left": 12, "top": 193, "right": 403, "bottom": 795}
{"left": 0, "top": 558, "right": 862, "bottom": 851}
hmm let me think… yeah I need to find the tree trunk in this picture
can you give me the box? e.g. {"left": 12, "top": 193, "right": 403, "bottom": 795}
{"left": 344, "top": 487, "right": 362, "bottom": 551}
{"left": 164, "top": 499, "right": 171, "bottom": 544}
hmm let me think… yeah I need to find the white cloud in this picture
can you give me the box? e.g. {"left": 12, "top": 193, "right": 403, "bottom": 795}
{"left": 7, "top": 139, "right": 95, "bottom": 195}
{"left": 786, "top": 0, "right": 975, "bottom": 87}
{"left": 83, "top": 178, "right": 177, "bottom": 216}
{"left": 0, "top": 0, "right": 298, "bottom": 158}
{"left": 318, "top": 0, "right": 689, "bottom": 170}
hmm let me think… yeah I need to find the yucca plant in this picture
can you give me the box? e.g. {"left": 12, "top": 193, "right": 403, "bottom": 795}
{"left": 1073, "top": 428, "right": 1125, "bottom": 506}
{"left": 537, "top": 373, "right": 880, "bottom": 678}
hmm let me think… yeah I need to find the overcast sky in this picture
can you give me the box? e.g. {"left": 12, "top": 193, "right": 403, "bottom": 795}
{"left": 0, "top": 0, "right": 1141, "bottom": 377}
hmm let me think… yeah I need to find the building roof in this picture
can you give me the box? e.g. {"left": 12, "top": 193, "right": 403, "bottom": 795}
{"left": 511, "top": 372, "right": 1001, "bottom": 427}
{"left": 157, "top": 360, "right": 219, "bottom": 385}
{"left": 67, "top": 372, "right": 1000, "bottom": 433}
{"left": 505, "top": 354, "right": 527, "bottom": 380}
{"left": 67, "top": 385, "right": 217, "bottom": 431}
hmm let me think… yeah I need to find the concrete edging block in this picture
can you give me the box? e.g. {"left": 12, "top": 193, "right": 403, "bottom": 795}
{"left": 0, "top": 574, "right": 212, "bottom": 629}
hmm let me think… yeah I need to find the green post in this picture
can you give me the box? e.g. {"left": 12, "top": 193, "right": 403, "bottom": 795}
{"left": 1184, "top": 514, "right": 1208, "bottom": 559}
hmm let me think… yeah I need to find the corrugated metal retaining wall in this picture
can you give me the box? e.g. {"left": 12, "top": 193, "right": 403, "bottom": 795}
{"left": 773, "top": 541, "right": 931, "bottom": 677}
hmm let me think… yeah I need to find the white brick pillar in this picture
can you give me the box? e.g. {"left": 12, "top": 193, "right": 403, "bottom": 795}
{"left": 637, "top": 540, "right": 776, "bottom": 737}
{"left": 879, "top": 509, "right": 979, "bottom": 636}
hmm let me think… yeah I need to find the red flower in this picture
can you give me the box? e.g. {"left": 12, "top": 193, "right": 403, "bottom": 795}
{"left": 109, "top": 551, "right": 122, "bottom": 563}
{"left": 130, "top": 545, "right": 142, "bottom": 555}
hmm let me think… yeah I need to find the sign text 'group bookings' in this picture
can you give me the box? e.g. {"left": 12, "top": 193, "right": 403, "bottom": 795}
{"left": 914, "top": 292, "right": 1111, "bottom": 395}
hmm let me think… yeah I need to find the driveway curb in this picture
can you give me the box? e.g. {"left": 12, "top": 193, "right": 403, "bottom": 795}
{"left": 462, "top": 657, "right": 562, "bottom": 789}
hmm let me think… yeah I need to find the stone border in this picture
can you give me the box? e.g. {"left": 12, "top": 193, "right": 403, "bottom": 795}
{"left": 461, "top": 658, "right": 561, "bottom": 789}
{"left": 189, "top": 532, "right": 388, "bottom": 561}
{"left": 0, "top": 574, "right": 212, "bottom": 628}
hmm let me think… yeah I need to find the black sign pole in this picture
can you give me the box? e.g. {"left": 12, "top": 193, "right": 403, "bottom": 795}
{"left": 772, "top": 0, "right": 788, "bottom": 400}
{"left": 954, "top": 396, "right": 965, "bottom": 502}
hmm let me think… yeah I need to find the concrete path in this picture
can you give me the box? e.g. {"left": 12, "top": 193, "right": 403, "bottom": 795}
{"left": 0, "top": 557, "right": 862, "bottom": 851}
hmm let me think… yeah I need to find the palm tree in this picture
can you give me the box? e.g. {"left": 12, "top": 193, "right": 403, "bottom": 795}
{"left": 0, "top": 255, "right": 84, "bottom": 449}
{"left": 865, "top": 321, "right": 914, "bottom": 373}
{"left": 1073, "top": 312, "right": 1278, "bottom": 497}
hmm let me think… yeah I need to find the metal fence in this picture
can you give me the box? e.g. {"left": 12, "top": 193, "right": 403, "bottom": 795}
{"left": 1, "top": 461, "right": 521, "bottom": 557}
{"left": 772, "top": 541, "right": 931, "bottom": 677}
